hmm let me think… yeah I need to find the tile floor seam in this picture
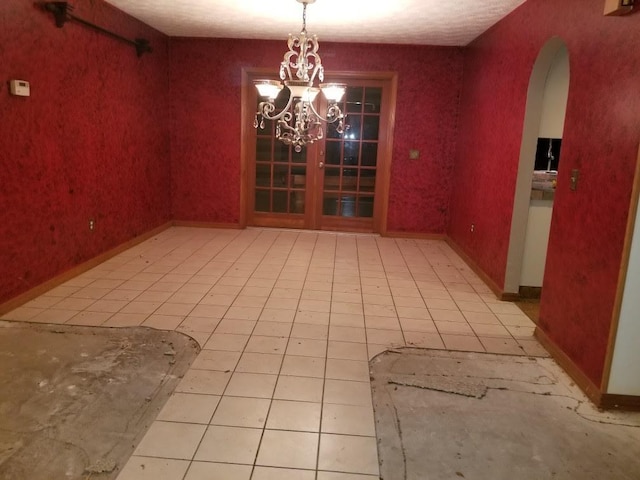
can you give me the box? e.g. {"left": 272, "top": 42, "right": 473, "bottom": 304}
{"left": 242, "top": 231, "right": 319, "bottom": 478}
{"left": 178, "top": 230, "right": 291, "bottom": 477}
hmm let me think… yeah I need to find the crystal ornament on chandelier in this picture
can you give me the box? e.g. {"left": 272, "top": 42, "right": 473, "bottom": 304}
{"left": 253, "top": 0, "right": 346, "bottom": 152}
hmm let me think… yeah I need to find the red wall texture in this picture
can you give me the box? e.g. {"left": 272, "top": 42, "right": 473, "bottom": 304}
{"left": 449, "top": 0, "right": 640, "bottom": 386}
{"left": 169, "top": 39, "right": 463, "bottom": 231}
{"left": 0, "top": 1, "right": 171, "bottom": 304}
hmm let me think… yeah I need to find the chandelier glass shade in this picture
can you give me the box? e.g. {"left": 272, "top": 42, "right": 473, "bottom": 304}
{"left": 253, "top": 0, "right": 346, "bottom": 152}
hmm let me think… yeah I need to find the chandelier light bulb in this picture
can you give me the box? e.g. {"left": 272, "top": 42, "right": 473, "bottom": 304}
{"left": 320, "top": 83, "right": 347, "bottom": 103}
{"left": 255, "top": 80, "right": 283, "bottom": 100}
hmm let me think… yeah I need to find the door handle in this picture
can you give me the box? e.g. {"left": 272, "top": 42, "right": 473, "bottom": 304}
{"left": 318, "top": 162, "right": 324, "bottom": 169}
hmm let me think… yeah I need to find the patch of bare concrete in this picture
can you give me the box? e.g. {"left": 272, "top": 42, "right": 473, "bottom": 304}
{"left": 0, "top": 321, "right": 198, "bottom": 479}
{"left": 370, "top": 348, "right": 640, "bottom": 480}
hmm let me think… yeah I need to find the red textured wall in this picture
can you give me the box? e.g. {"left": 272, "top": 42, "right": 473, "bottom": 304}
{"left": 169, "top": 39, "right": 463, "bottom": 230}
{"left": 448, "top": 0, "right": 640, "bottom": 385}
{"left": 0, "top": 1, "right": 171, "bottom": 304}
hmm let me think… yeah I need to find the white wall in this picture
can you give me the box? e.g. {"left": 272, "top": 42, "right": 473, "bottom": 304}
{"left": 538, "top": 48, "right": 570, "bottom": 139}
{"left": 607, "top": 199, "right": 640, "bottom": 395}
{"left": 520, "top": 200, "right": 553, "bottom": 286}
{"left": 505, "top": 38, "right": 569, "bottom": 293}
{"left": 519, "top": 47, "right": 570, "bottom": 288}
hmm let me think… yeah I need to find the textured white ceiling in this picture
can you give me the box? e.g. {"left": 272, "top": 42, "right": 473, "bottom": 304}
{"left": 104, "top": 0, "right": 527, "bottom": 47}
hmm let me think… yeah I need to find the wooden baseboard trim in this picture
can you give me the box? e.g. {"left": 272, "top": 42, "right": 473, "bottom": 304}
{"left": 384, "top": 231, "right": 446, "bottom": 240}
{"left": 0, "top": 222, "right": 172, "bottom": 316}
{"left": 444, "top": 237, "right": 509, "bottom": 299}
{"left": 599, "top": 394, "right": 640, "bottom": 411}
{"left": 535, "top": 328, "right": 640, "bottom": 410}
{"left": 534, "top": 326, "right": 604, "bottom": 407}
{"left": 172, "top": 221, "right": 243, "bottom": 229}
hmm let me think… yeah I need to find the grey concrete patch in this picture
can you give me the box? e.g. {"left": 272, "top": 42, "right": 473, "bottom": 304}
{"left": 371, "top": 348, "right": 640, "bottom": 480}
{"left": 0, "top": 321, "right": 198, "bottom": 479}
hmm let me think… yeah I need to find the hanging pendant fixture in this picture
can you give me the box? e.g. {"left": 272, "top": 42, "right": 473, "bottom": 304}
{"left": 253, "top": 0, "right": 346, "bottom": 152}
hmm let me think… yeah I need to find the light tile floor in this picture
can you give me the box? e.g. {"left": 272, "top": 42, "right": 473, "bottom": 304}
{"left": 1, "top": 227, "right": 546, "bottom": 479}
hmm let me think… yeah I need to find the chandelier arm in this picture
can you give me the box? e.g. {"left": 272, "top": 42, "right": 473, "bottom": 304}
{"left": 277, "top": 120, "right": 299, "bottom": 141}
{"left": 257, "top": 93, "right": 296, "bottom": 122}
{"left": 307, "top": 99, "right": 344, "bottom": 124}
{"left": 281, "top": 37, "right": 297, "bottom": 80}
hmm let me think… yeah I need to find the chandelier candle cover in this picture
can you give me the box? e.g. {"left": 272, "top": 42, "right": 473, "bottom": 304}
{"left": 253, "top": 0, "right": 346, "bottom": 152}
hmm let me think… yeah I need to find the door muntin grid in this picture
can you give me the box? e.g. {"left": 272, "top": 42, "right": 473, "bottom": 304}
{"left": 323, "top": 86, "right": 381, "bottom": 218}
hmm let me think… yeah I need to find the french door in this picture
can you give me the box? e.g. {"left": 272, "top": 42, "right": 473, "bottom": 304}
{"left": 244, "top": 72, "right": 396, "bottom": 233}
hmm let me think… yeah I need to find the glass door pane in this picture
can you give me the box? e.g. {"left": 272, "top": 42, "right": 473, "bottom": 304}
{"left": 254, "top": 93, "right": 307, "bottom": 215}
{"left": 323, "top": 86, "right": 381, "bottom": 218}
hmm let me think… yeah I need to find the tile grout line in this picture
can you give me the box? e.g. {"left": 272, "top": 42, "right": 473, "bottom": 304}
{"left": 180, "top": 229, "right": 286, "bottom": 480}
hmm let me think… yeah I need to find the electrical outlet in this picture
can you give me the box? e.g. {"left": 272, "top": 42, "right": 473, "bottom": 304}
{"left": 471, "top": 224, "right": 475, "bottom": 232}
{"left": 89, "top": 219, "right": 95, "bottom": 231}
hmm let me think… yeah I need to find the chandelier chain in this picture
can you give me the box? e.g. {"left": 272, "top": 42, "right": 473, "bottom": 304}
{"left": 302, "top": 2, "right": 307, "bottom": 33}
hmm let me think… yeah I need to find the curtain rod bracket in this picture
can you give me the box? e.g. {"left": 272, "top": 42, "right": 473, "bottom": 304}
{"left": 38, "top": 2, "right": 152, "bottom": 57}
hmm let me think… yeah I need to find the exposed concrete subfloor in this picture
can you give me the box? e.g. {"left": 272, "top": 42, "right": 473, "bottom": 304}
{"left": 0, "top": 321, "right": 198, "bottom": 480}
{"left": 371, "top": 348, "right": 640, "bottom": 480}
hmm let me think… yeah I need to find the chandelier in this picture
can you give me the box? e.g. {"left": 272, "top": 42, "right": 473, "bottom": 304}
{"left": 253, "top": 0, "right": 346, "bottom": 152}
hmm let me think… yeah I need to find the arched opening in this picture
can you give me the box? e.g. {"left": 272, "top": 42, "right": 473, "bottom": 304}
{"left": 505, "top": 38, "right": 570, "bottom": 298}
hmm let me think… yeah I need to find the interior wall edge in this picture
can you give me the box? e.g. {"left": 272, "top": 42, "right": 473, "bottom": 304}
{"left": 445, "top": 237, "right": 505, "bottom": 299}
{"left": 534, "top": 326, "right": 606, "bottom": 408}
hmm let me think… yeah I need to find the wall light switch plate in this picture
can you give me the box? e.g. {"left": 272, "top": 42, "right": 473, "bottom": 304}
{"left": 9, "top": 80, "right": 30, "bottom": 97}
{"left": 409, "top": 149, "right": 420, "bottom": 160}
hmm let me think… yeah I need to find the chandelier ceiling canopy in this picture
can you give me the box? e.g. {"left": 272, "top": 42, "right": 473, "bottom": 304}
{"left": 253, "top": 0, "right": 346, "bottom": 152}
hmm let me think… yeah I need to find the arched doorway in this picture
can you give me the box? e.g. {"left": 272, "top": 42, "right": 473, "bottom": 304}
{"left": 504, "top": 38, "right": 570, "bottom": 297}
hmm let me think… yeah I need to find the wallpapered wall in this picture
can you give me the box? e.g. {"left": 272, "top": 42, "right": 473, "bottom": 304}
{"left": 4, "top": 0, "right": 639, "bottom": 392}
{"left": 449, "top": 0, "right": 640, "bottom": 386}
{"left": 169, "top": 39, "right": 464, "bottom": 231}
{"left": 0, "top": 1, "right": 171, "bottom": 304}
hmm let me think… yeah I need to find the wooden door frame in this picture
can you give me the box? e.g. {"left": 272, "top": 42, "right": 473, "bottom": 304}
{"left": 240, "top": 68, "right": 397, "bottom": 234}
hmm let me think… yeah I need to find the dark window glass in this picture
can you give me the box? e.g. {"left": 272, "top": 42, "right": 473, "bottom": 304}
{"left": 345, "top": 116, "right": 362, "bottom": 141}
{"left": 346, "top": 87, "right": 364, "bottom": 114}
{"left": 273, "top": 164, "right": 290, "bottom": 187}
{"left": 358, "top": 196, "right": 374, "bottom": 217}
{"left": 273, "top": 190, "right": 288, "bottom": 213}
{"left": 292, "top": 145, "right": 306, "bottom": 163}
{"left": 291, "top": 166, "right": 306, "bottom": 177}
{"left": 274, "top": 142, "right": 290, "bottom": 162}
{"left": 326, "top": 141, "right": 342, "bottom": 166}
{"left": 256, "top": 138, "right": 272, "bottom": 161}
{"left": 256, "top": 164, "right": 271, "bottom": 187}
{"left": 291, "top": 191, "right": 305, "bottom": 213}
{"left": 255, "top": 190, "right": 270, "bottom": 212}
{"left": 363, "top": 116, "right": 380, "bottom": 141}
{"left": 344, "top": 142, "right": 359, "bottom": 166}
{"left": 364, "top": 87, "right": 382, "bottom": 113}
{"left": 324, "top": 167, "right": 340, "bottom": 191}
{"left": 327, "top": 121, "right": 342, "bottom": 139}
{"left": 340, "top": 195, "right": 357, "bottom": 217}
{"left": 359, "top": 170, "right": 376, "bottom": 193}
{"left": 323, "top": 193, "right": 339, "bottom": 215}
{"left": 361, "top": 143, "right": 378, "bottom": 167}
{"left": 535, "top": 138, "right": 562, "bottom": 171}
